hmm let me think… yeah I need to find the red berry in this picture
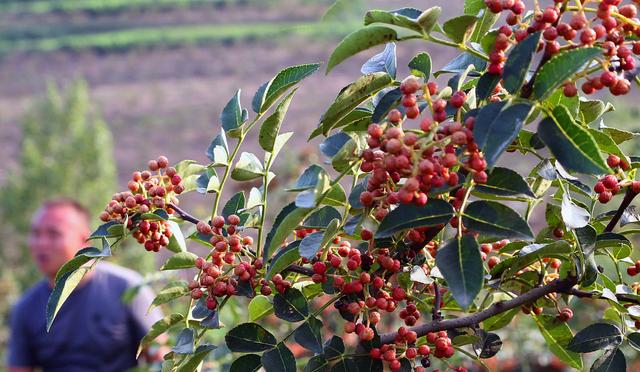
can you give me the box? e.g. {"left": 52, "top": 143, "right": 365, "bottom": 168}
{"left": 607, "top": 154, "right": 621, "bottom": 168}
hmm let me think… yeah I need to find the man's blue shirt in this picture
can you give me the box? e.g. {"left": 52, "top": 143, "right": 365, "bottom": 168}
{"left": 8, "top": 262, "right": 163, "bottom": 372}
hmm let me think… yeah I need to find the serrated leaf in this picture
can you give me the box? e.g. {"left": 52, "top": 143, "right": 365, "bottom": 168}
{"left": 533, "top": 47, "right": 602, "bottom": 99}
{"left": 161, "top": 252, "right": 198, "bottom": 271}
{"left": 172, "top": 328, "right": 195, "bottom": 354}
{"left": 591, "top": 348, "right": 626, "bottom": 372}
{"left": 137, "top": 314, "right": 184, "bottom": 357}
{"left": 537, "top": 105, "right": 608, "bottom": 174}
{"left": 361, "top": 42, "right": 397, "bottom": 79}
{"left": 259, "top": 89, "right": 297, "bottom": 152}
{"left": 248, "top": 295, "right": 274, "bottom": 322}
{"left": 470, "top": 8, "right": 500, "bottom": 43}
{"left": 221, "top": 90, "right": 244, "bottom": 137}
{"left": 473, "top": 101, "right": 532, "bottom": 167}
{"left": 176, "top": 344, "right": 217, "bottom": 372}
{"left": 435, "top": 234, "right": 483, "bottom": 309}
{"left": 266, "top": 240, "right": 301, "bottom": 281}
{"left": 264, "top": 202, "right": 313, "bottom": 259}
{"left": 148, "top": 281, "right": 189, "bottom": 312}
{"left": 417, "top": 6, "right": 441, "bottom": 34}
{"left": 230, "top": 354, "right": 262, "bottom": 372}
{"left": 562, "top": 193, "right": 590, "bottom": 229}
{"left": 231, "top": 152, "right": 264, "bottom": 181}
{"left": 474, "top": 167, "right": 535, "bottom": 198}
{"left": 253, "top": 63, "right": 320, "bottom": 113}
{"left": 364, "top": 9, "right": 423, "bottom": 34}
{"left": 223, "top": 191, "right": 245, "bottom": 219}
{"left": 462, "top": 200, "right": 533, "bottom": 240}
{"left": 443, "top": 15, "right": 477, "bottom": 43}
{"left": 408, "top": 52, "right": 432, "bottom": 80}
{"left": 225, "top": 322, "right": 277, "bottom": 352}
{"left": 503, "top": 31, "right": 541, "bottom": 94}
{"left": 313, "top": 72, "right": 393, "bottom": 139}
{"left": 327, "top": 27, "right": 398, "bottom": 73}
{"left": 568, "top": 323, "right": 623, "bottom": 353}
{"left": 262, "top": 343, "right": 296, "bottom": 372}
{"left": 533, "top": 314, "right": 583, "bottom": 369}
{"left": 274, "top": 288, "right": 308, "bottom": 322}
{"left": 376, "top": 199, "right": 455, "bottom": 238}
{"left": 294, "top": 317, "right": 324, "bottom": 354}
{"left": 46, "top": 263, "right": 95, "bottom": 331}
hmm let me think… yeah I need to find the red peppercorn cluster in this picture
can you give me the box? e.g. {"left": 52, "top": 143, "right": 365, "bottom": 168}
{"left": 626, "top": 260, "right": 640, "bottom": 276}
{"left": 359, "top": 77, "right": 487, "bottom": 227}
{"left": 480, "top": 239, "right": 510, "bottom": 269}
{"left": 99, "top": 156, "right": 185, "bottom": 252}
{"left": 485, "top": 0, "right": 639, "bottom": 96}
{"left": 189, "top": 214, "right": 259, "bottom": 309}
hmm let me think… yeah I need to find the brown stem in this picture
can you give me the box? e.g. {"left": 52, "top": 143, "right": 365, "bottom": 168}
{"left": 604, "top": 189, "right": 638, "bottom": 232}
{"left": 432, "top": 282, "right": 442, "bottom": 321}
{"left": 169, "top": 203, "right": 200, "bottom": 225}
{"left": 379, "top": 276, "right": 579, "bottom": 344}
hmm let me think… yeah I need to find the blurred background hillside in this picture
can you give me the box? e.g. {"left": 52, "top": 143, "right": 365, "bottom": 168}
{"left": 1, "top": 0, "right": 640, "bottom": 370}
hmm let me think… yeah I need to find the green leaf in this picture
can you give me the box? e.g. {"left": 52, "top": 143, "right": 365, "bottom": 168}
{"left": 230, "top": 354, "right": 262, "bottom": 372}
{"left": 416, "top": 6, "right": 442, "bottom": 34}
{"left": 303, "top": 206, "right": 342, "bottom": 229}
{"left": 333, "top": 108, "right": 373, "bottom": 133}
{"left": 253, "top": 63, "right": 320, "bottom": 113}
{"left": 474, "top": 167, "right": 535, "bottom": 198}
{"left": 443, "top": 15, "right": 477, "bottom": 43}
{"left": 299, "top": 219, "right": 340, "bottom": 260}
{"left": 294, "top": 317, "right": 324, "bottom": 354}
{"left": 533, "top": 314, "right": 583, "bottom": 370}
{"left": 221, "top": 89, "right": 244, "bottom": 137}
{"left": 225, "top": 322, "right": 277, "bottom": 352}
{"left": 462, "top": 200, "right": 533, "bottom": 240}
{"left": 259, "top": 89, "right": 297, "bottom": 152}
{"left": 249, "top": 295, "right": 274, "bottom": 322}
{"left": 464, "top": 0, "right": 485, "bottom": 15}
{"left": 172, "top": 328, "right": 195, "bottom": 354}
{"left": 581, "top": 99, "right": 615, "bottom": 125}
{"left": 327, "top": 27, "right": 398, "bottom": 73}
{"left": 503, "top": 31, "right": 541, "bottom": 94}
{"left": 313, "top": 72, "right": 394, "bottom": 139}
{"left": 287, "top": 165, "right": 326, "bottom": 192}
{"left": 473, "top": 101, "right": 532, "bottom": 167}
{"left": 561, "top": 193, "right": 590, "bottom": 229}
{"left": 304, "top": 356, "right": 329, "bottom": 372}
{"left": 262, "top": 343, "right": 296, "bottom": 372}
{"left": 589, "top": 128, "right": 629, "bottom": 164}
{"left": 206, "top": 131, "right": 229, "bottom": 165}
{"left": 628, "top": 332, "right": 640, "bottom": 351}
{"left": 363, "top": 9, "right": 424, "bottom": 34}
{"left": 136, "top": 313, "right": 184, "bottom": 357}
{"left": 231, "top": 152, "right": 264, "bottom": 181}
{"left": 537, "top": 105, "right": 608, "bottom": 174}
{"left": 533, "top": 47, "right": 602, "bottom": 99}
{"left": 476, "top": 72, "right": 501, "bottom": 101}
{"left": 266, "top": 241, "right": 302, "bottom": 281}
{"left": 568, "top": 323, "right": 623, "bottom": 353}
{"left": 176, "top": 344, "right": 216, "bottom": 372}
{"left": 376, "top": 199, "right": 454, "bottom": 238}
{"left": 273, "top": 287, "right": 308, "bottom": 322}
{"left": 160, "top": 252, "right": 198, "bottom": 271}
{"left": 435, "top": 234, "right": 483, "bottom": 310}
{"left": 165, "top": 220, "right": 187, "bottom": 253}
{"left": 323, "top": 336, "right": 345, "bottom": 359}
{"left": 408, "top": 52, "right": 432, "bottom": 80}
{"left": 148, "top": 281, "right": 189, "bottom": 312}
{"left": 264, "top": 202, "right": 313, "bottom": 259}
{"left": 591, "top": 348, "right": 626, "bottom": 372}
{"left": 470, "top": 8, "right": 500, "bottom": 43}
{"left": 223, "top": 191, "right": 246, "bottom": 219}
{"left": 46, "top": 262, "right": 95, "bottom": 331}
{"left": 490, "top": 241, "right": 572, "bottom": 277}
{"left": 483, "top": 308, "right": 519, "bottom": 331}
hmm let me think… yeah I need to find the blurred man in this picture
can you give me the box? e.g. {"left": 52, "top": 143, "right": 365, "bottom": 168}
{"left": 7, "top": 198, "right": 164, "bottom": 372}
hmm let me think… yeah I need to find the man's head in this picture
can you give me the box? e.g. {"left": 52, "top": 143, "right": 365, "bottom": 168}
{"left": 28, "top": 198, "right": 91, "bottom": 280}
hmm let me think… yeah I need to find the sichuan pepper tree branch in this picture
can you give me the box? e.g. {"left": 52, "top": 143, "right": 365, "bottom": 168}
{"left": 378, "top": 183, "right": 640, "bottom": 345}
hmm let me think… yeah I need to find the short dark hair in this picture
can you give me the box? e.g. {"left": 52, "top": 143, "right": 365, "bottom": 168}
{"left": 40, "top": 198, "right": 91, "bottom": 225}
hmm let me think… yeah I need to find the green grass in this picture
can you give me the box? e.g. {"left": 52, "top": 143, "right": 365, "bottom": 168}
{"left": 0, "top": 21, "right": 359, "bottom": 54}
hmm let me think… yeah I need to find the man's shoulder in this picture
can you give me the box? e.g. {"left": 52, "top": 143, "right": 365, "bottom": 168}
{"left": 12, "top": 280, "right": 48, "bottom": 319}
{"left": 95, "top": 261, "right": 145, "bottom": 288}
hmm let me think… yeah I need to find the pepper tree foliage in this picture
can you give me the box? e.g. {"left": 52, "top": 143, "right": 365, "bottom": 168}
{"left": 48, "top": 1, "right": 640, "bottom": 371}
